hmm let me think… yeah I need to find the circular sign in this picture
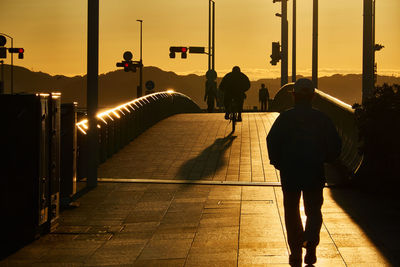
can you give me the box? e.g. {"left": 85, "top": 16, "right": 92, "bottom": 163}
{"left": 123, "top": 51, "right": 133, "bottom": 61}
{"left": 145, "top": 80, "right": 155, "bottom": 90}
{"left": 206, "top": 69, "right": 217, "bottom": 81}
{"left": 0, "top": 36, "right": 6, "bottom": 46}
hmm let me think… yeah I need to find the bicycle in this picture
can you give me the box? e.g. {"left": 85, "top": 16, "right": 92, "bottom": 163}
{"left": 228, "top": 98, "right": 240, "bottom": 133}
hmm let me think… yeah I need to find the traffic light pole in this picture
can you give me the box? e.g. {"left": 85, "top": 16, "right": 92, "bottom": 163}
{"left": 137, "top": 19, "right": 143, "bottom": 98}
{"left": 362, "top": 0, "right": 374, "bottom": 104}
{"left": 208, "top": 0, "right": 211, "bottom": 70}
{"left": 212, "top": 1, "right": 215, "bottom": 71}
{"left": 292, "top": 0, "right": 296, "bottom": 82}
{"left": 312, "top": 0, "right": 318, "bottom": 89}
{"left": 0, "top": 60, "right": 4, "bottom": 94}
{"left": 281, "top": 0, "right": 288, "bottom": 87}
{"left": 87, "top": 0, "right": 99, "bottom": 188}
{"left": 0, "top": 33, "right": 14, "bottom": 94}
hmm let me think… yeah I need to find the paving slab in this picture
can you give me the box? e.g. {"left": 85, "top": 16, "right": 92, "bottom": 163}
{"left": 1, "top": 182, "right": 397, "bottom": 266}
{"left": 1, "top": 113, "right": 398, "bottom": 266}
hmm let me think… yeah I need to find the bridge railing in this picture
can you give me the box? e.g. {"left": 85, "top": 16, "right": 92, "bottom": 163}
{"left": 75, "top": 91, "right": 201, "bottom": 182}
{"left": 271, "top": 83, "right": 363, "bottom": 179}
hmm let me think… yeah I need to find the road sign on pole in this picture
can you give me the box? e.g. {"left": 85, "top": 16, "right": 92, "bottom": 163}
{"left": 189, "top": 47, "right": 205, "bottom": 54}
{"left": 145, "top": 80, "right": 155, "bottom": 90}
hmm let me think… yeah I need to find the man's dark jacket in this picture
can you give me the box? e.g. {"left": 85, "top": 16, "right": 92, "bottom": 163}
{"left": 267, "top": 105, "right": 342, "bottom": 190}
{"left": 219, "top": 71, "right": 250, "bottom": 99}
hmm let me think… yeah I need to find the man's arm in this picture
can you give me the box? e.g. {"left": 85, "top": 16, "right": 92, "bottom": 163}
{"left": 266, "top": 115, "right": 284, "bottom": 169}
{"left": 219, "top": 75, "right": 227, "bottom": 93}
{"left": 243, "top": 74, "right": 251, "bottom": 92}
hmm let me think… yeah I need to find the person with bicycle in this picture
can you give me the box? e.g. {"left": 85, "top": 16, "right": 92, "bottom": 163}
{"left": 219, "top": 66, "right": 250, "bottom": 122}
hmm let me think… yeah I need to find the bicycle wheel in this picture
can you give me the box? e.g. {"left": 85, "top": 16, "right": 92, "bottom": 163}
{"left": 231, "top": 112, "right": 236, "bottom": 133}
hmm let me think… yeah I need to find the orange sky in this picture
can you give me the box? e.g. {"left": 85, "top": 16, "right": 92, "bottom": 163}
{"left": 1, "top": 0, "right": 399, "bottom": 80}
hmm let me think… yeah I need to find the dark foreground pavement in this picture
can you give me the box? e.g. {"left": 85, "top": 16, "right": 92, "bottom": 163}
{"left": 2, "top": 113, "right": 398, "bottom": 266}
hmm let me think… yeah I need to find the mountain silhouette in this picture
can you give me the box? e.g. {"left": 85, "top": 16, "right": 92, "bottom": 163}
{"left": 1, "top": 64, "right": 399, "bottom": 109}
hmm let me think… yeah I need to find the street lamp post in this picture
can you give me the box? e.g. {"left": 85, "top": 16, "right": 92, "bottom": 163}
{"left": 137, "top": 19, "right": 143, "bottom": 98}
{"left": 0, "top": 60, "right": 4, "bottom": 94}
{"left": 0, "top": 33, "right": 14, "bottom": 94}
{"left": 312, "top": 0, "right": 318, "bottom": 88}
{"left": 87, "top": 0, "right": 99, "bottom": 188}
{"left": 208, "top": 0, "right": 215, "bottom": 71}
{"left": 292, "top": 0, "right": 296, "bottom": 82}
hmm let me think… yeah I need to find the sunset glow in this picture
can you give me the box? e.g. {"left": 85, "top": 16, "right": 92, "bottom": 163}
{"left": 1, "top": 0, "right": 399, "bottom": 80}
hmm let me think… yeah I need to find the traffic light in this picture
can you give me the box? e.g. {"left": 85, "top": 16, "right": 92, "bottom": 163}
{"left": 8, "top": 47, "right": 24, "bottom": 59}
{"left": 124, "top": 61, "right": 131, "bottom": 72}
{"left": 270, "top": 42, "right": 281, "bottom": 65}
{"left": 169, "top": 46, "right": 188, "bottom": 59}
{"left": 181, "top": 47, "right": 187, "bottom": 59}
{"left": 116, "top": 60, "right": 140, "bottom": 72}
{"left": 0, "top": 47, "right": 6, "bottom": 59}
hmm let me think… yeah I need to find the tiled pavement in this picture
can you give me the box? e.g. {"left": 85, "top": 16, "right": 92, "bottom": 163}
{"left": 97, "top": 113, "right": 279, "bottom": 182}
{"left": 1, "top": 113, "right": 399, "bottom": 266}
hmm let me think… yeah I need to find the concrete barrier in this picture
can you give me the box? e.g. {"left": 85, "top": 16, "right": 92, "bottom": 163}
{"left": 271, "top": 83, "right": 363, "bottom": 180}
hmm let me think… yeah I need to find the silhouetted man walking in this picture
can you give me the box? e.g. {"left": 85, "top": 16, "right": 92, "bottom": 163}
{"left": 259, "top": 83, "right": 269, "bottom": 111}
{"left": 266, "top": 78, "right": 341, "bottom": 266}
{"left": 219, "top": 66, "right": 250, "bottom": 121}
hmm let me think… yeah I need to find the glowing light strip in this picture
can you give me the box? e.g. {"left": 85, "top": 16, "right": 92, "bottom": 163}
{"left": 76, "top": 91, "right": 176, "bottom": 134}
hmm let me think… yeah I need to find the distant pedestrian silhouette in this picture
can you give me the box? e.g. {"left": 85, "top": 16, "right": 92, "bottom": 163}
{"left": 219, "top": 66, "right": 250, "bottom": 122}
{"left": 259, "top": 83, "right": 270, "bottom": 111}
{"left": 266, "top": 78, "right": 341, "bottom": 267}
{"left": 204, "top": 79, "right": 217, "bottom": 113}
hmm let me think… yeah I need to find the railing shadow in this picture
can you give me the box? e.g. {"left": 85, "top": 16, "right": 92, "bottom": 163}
{"left": 176, "top": 134, "right": 237, "bottom": 180}
{"left": 329, "top": 187, "right": 400, "bottom": 265}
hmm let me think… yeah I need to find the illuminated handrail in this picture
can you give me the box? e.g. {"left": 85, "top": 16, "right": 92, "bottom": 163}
{"left": 76, "top": 90, "right": 191, "bottom": 134}
{"left": 76, "top": 90, "right": 201, "bottom": 179}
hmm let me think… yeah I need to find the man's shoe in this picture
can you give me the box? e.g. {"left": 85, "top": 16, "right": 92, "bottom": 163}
{"left": 289, "top": 254, "right": 302, "bottom": 267}
{"left": 224, "top": 113, "right": 229, "bottom": 120}
{"left": 304, "top": 246, "right": 317, "bottom": 264}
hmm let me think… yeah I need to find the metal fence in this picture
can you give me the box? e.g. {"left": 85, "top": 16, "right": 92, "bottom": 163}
{"left": 75, "top": 91, "right": 201, "bottom": 182}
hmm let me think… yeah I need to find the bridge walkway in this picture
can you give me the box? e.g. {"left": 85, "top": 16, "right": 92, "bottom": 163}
{"left": 98, "top": 113, "right": 279, "bottom": 183}
{"left": 1, "top": 113, "right": 398, "bottom": 266}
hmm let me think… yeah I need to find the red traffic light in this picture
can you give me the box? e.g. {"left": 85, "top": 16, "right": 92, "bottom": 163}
{"left": 18, "top": 48, "right": 24, "bottom": 53}
{"left": 124, "top": 62, "right": 129, "bottom": 67}
{"left": 181, "top": 47, "right": 187, "bottom": 53}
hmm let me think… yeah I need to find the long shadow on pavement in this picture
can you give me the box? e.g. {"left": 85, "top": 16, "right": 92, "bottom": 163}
{"left": 330, "top": 187, "right": 400, "bottom": 265}
{"left": 176, "top": 134, "right": 237, "bottom": 180}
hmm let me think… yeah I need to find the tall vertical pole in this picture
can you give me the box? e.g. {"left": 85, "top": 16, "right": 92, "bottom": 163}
{"left": 87, "top": 0, "right": 99, "bottom": 188}
{"left": 137, "top": 20, "right": 143, "bottom": 98}
{"left": 292, "top": 0, "right": 296, "bottom": 82}
{"left": 281, "top": 0, "right": 288, "bottom": 86}
{"left": 372, "top": 0, "right": 376, "bottom": 85}
{"left": 208, "top": 0, "right": 211, "bottom": 70}
{"left": 0, "top": 60, "right": 4, "bottom": 94}
{"left": 10, "top": 38, "right": 13, "bottom": 94}
{"left": 0, "top": 33, "right": 13, "bottom": 94}
{"left": 212, "top": 1, "right": 215, "bottom": 70}
{"left": 363, "top": 0, "right": 374, "bottom": 104}
{"left": 312, "top": 0, "right": 318, "bottom": 88}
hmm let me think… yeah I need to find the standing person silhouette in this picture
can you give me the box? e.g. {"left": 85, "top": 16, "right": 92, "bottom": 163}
{"left": 204, "top": 71, "right": 217, "bottom": 113}
{"left": 266, "top": 78, "right": 341, "bottom": 267}
{"left": 259, "top": 83, "right": 270, "bottom": 111}
{"left": 219, "top": 66, "right": 250, "bottom": 122}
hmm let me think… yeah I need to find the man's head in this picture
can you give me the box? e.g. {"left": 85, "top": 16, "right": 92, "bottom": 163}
{"left": 232, "top": 66, "right": 241, "bottom": 73}
{"left": 261, "top": 83, "right": 265, "bottom": 88}
{"left": 293, "top": 78, "right": 315, "bottom": 104}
